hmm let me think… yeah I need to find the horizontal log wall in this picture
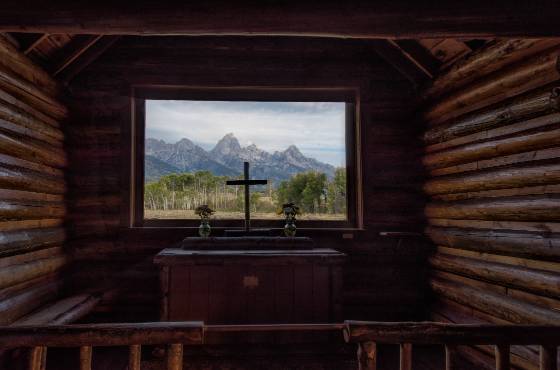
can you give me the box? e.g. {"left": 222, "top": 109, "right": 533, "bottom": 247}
{"left": 422, "top": 39, "right": 560, "bottom": 369}
{"left": 67, "top": 36, "right": 429, "bottom": 322}
{"left": 0, "top": 35, "right": 69, "bottom": 328}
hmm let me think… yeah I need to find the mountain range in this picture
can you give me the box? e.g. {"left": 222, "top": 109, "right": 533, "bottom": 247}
{"left": 145, "top": 133, "right": 336, "bottom": 183}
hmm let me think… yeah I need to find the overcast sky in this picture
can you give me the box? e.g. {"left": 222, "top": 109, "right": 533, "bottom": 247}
{"left": 146, "top": 100, "right": 347, "bottom": 167}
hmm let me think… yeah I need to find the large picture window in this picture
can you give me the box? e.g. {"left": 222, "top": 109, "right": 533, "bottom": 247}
{"left": 131, "top": 87, "right": 361, "bottom": 229}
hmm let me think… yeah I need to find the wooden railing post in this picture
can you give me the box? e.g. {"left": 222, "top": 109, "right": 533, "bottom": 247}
{"left": 79, "top": 346, "right": 92, "bottom": 370}
{"left": 39, "top": 347, "right": 47, "bottom": 370}
{"left": 400, "top": 343, "right": 412, "bottom": 370}
{"left": 357, "top": 341, "right": 377, "bottom": 370}
{"left": 445, "top": 345, "right": 460, "bottom": 370}
{"left": 129, "top": 344, "right": 141, "bottom": 370}
{"left": 539, "top": 345, "right": 557, "bottom": 370}
{"left": 8, "top": 321, "right": 560, "bottom": 370}
{"left": 27, "top": 347, "right": 42, "bottom": 370}
{"left": 495, "top": 345, "right": 510, "bottom": 370}
{"left": 167, "top": 343, "right": 183, "bottom": 370}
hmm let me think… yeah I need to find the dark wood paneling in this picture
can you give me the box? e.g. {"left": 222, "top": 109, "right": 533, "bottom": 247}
{"left": 66, "top": 36, "right": 429, "bottom": 323}
{"left": 164, "top": 261, "right": 337, "bottom": 339}
{"left": 1, "top": 2, "right": 560, "bottom": 38}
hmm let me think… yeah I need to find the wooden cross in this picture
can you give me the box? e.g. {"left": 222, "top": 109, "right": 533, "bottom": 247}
{"left": 226, "top": 162, "right": 267, "bottom": 233}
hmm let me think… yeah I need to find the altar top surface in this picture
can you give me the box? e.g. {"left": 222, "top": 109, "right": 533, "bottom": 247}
{"left": 181, "top": 236, "right": 315, "bottom": 250}
{"left": 154, "top": 247, "right": 346, "bottom": 266}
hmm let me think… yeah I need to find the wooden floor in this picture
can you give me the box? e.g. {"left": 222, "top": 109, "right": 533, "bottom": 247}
{"left": 34, "top": 344, "right": 476, "bottom": 370}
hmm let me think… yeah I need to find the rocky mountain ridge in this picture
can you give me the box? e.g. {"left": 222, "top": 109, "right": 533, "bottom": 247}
{"left": 145, "top": 133, "right": 336, "bottom": 183}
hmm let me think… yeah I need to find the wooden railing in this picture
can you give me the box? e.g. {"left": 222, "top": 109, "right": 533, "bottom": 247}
{"left": 2, "top": 321, "right": 560, "bottom": 370}
{"left": 0, "top": 322, "right": 204, "bottom": 370}
{"left": 344, "top": 321, "right": 560, "bottom": 370}
{"left": 0, "top": 322, "right": 343, "bottom": 370}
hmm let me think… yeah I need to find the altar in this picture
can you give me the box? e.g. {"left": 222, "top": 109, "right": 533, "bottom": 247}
{"left": 154, "top": 236, "right": 345, "bottom": 341}
{"left": 154, "top": 162, "right": 346, "bottom": 341}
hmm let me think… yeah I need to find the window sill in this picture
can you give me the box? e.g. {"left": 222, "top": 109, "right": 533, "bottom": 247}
{"left": 122, "top": 226, "right": 365, "bottom": 240}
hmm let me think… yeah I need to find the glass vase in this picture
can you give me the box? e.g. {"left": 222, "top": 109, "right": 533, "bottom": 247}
{"left": 284, "top": 218, "right": 297, "bottom": 237}
{"left": 199, "top": 218, "right": 211, "bottom": 237}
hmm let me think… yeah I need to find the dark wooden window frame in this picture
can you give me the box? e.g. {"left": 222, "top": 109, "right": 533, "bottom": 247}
{"left": 129, "top": 85, "right": 363, "bottom": 230}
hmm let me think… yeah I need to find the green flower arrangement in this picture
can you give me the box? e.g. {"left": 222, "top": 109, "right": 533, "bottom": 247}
{"left": 277, "top": 202, "right": 300, "bottom": 237}
{"left": 277, "top": 202, "right": 300, "bottom": 219}
{"left": 195, "top": 205, "right": 215, "bottom": 219}
{"left": 195, "top": 205, "right": 214, "bottom": 237}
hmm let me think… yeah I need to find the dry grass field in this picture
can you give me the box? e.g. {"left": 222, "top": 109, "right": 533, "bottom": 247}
{"left": 145, "top": 209, "right": 346, "bottom": 220}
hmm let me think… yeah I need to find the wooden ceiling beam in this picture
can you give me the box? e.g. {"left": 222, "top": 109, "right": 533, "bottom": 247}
{"left": 0, "top": 1, "right": 560, "bottom": 38}
{"left": 394, "top": 40, "right": 441, "bottom": 76}
{"left": 372, "top": 40, "right": 433, "bottom": 89}
{"left": 1, "top": 32, "right": 20, "bottom": 48}
{"left": 52, "top": 35, "right": 103, "bottom": 76}
{"left": 23, "top": 33, "right": 49, "bottom": 55}
{"left": 57, "top": 36, "right": 120, "bottom": 83}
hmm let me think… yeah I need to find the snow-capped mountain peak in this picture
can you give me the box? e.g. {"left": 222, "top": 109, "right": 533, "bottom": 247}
{"left": 146, "top": 134, "right": 336, "bottom": 183}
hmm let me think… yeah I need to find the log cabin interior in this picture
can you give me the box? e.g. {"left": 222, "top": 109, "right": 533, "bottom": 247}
{"left": 1, "top": 2, "right": 560, "bottom": 370}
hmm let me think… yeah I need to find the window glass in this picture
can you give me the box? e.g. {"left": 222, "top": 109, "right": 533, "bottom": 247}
{"left": 144, "top": 100, "right": 347, "bottom": 221}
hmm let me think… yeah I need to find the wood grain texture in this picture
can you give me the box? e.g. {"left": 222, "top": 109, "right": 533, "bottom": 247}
{"left": 0, "top": 279, "right": 63, "bottom": 325}
{"left": 79, "top": 346, "right": 92, "bottom": 370}
{"left": 445, "top": 345, "right": 460, "bottom": 370}
{"left": 128, "top": 345, "right": 141, "bottom": 370}
{"left": 357, "top": 341, "right": 377, "bottom": 370}
{"left": 423, "top": 38, "right": 560, "bottom": 370}
{"left": 0, "top": 254, "right": 68, "bottom": 290}
{"left": 424, "top": 40, "right": 560, "bottom": 101}
{"left": 167, "top": 343, "right": 183, "bottom": 370}
{"left": 1, "top": 2, "right": 560, "bottom": 38}
{"left": 425, "top": 195, "right": 560, "bottom": 221}
{"left": 0, "top": 29, "right": 74, "bottom": 363}
{"left": 13, "top": 293, "right": 99, "bottom": 325}
{"left": 0, "top": 227, "right": 65, "bottom": 257}
{"left": 423, "top": 126, "right": 560, "bottom": 170}
{"left": 423, "top": 47, "right": 560, "bottom": 126}
{"left": 0, "top": 36, "right": 60, "bottom": 98}
{"left": 345, "top": 321, "right": 560, "bottom": 345}
{"left": 425, "top": 226, "right": 560, "bottom": 261}
{"left": 431, "top": 278, "right": 560, "bottom": 325}
{"left": 424, "top": 87, "right": 560, "bottom": 147}
{"left": 66, "top": 35, "right": 427, "bottom": 322}
{"left": 430, "top": 253, "right": 560, "bottom": 298}
{"left": 399, "top": 343, "right": 412, "bottom": 370}
{"left": 424, "top": 160, "right": 560, "bottom": 195}
{"left": 539, "top": 346, "right": 557, "bottom": 370}
{"left": 26, "top": 346, "right": 44, "bottom": 370}
{"left": 161, "top": 251, "right": 342, "bottom": 342}
{"left": 494, "top": 345, "right": 510, "bottom": 370}
{"left": 0, "top": 322, "right": 204, "bottom": 348}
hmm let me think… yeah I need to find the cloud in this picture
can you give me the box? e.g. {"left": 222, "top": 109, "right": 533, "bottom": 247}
{"left": 146, "top": 100, "right": 347, "bottom": 166}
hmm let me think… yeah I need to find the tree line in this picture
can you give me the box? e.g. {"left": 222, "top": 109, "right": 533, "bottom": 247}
{"left": 144, "top": 168, "right": 346, "bottom": 215}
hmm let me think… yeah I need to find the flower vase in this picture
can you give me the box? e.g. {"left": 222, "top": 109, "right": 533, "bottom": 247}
{"left": 199, "top": 218, "right": 211, "bottom": 237}
{"left": 284, "top": 218, "right": 297, "bottom": 237}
